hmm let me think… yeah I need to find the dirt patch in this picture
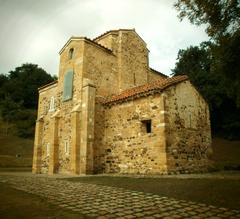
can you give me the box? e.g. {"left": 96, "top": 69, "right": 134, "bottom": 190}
{"left": 212, "top": 138, "right": 240, "bottom": 170}
{"left": 0, "top": 183, "right": 86, "bottom": 219}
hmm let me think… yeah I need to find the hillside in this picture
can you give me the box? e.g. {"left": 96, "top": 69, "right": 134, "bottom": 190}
{"left": 212, "top": 138, "right": 240, "bottom": 170}
{"left": 0, "top": 135, "right": 33, "bottom": 167}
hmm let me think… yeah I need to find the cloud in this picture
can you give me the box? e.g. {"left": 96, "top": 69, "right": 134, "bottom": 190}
{"left": 0, "top": 0, "right": 209, "bottom": 76}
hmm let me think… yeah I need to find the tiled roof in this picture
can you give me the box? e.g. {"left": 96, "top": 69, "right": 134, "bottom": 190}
{"left": 100, "top": 75, "right": 188, "bottom": 105}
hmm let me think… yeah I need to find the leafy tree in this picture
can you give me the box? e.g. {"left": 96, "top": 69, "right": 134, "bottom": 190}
{"left": 0, "top": 63, "right": 56, "bottom": 138}
{"left": 3, "top": 63, "right": 55, "bottom": 109}
{"left": 172, "top": 43, "right": 240, "bottom": 139}
{"left": 211, "top": 30, "right": 240, "bottom": 107}
{"left": 15, "top": 109, "right": 37, "bottom": 138}
{"left": 174, "top": 0, "right": 240, "bottom": 40}
{"left": 173, "top": 0, "right": 240, "bottom": 139}
{"left": 172, "top": 42, "right": 226, "bottom": 107}
{"left": 0, "top": 97, "right": 22, "bottom": 136}
{"left": 0, "top": 74, "right": 8, "bottom": 99}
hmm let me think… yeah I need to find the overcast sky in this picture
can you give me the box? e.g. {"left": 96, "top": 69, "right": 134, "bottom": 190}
{"left": 0, "top": 0, "right": 209, "bottom": 76}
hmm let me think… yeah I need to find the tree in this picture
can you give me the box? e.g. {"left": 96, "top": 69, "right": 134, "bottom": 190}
{"left": 173, "top": 0, "right": 240, "bottom": 139}
{"left": 172, "top": 44, "right": 240, "bottom": 139}
{"left": 0, "top": 97, "right": 22, "bottom": 136}
{"left": 211, "top": 30, "right": 240, "bottom": 107}
{"left": 174, "top": 0, "right": 240, "bottom": 40}
{"left": 3, "top": 63, "right": 55, "bottom": 109}
{"left": 0, "top": 74, "right": 8, "bottom": 99}
{"left": 0, "top": 63, "right": 57, "bottom": 138}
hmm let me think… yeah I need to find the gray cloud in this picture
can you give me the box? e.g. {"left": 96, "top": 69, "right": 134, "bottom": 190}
{"left": 0, "top": 0, "right": 209, "bottom": 76}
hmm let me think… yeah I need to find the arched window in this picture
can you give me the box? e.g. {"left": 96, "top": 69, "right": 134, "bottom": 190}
{"left": 49, "top": 96, "right": 55, "bottom": 112}
{"left": 69, "top": 48, "right": 74, "bottom": 59}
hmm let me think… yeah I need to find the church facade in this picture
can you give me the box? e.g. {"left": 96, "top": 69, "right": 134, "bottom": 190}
{"left": 32, "top": 29, "right": 212, "bottom": 175}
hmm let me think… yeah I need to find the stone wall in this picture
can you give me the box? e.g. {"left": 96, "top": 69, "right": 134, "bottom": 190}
{"left": 94, "top": 32, "right": 119, "bottom": 54}
{"left": 117, "top": 31, "right": 149, "bottom": 90}
{"left": 148, "top": 69, "right": 167, "bottom": 83}
{"left": 54, "top": 40, "right": 85, "bottom": 174}
{"left": 59, "top": 40, "right": 85, "bottom": 101}
{"left": 94, "top": 94, "right": 168, "bottom": 174}
{"left": 35, "top": 83, "right": 58, "bottom": 173}
{"left": 164, "top": 81, "right": 212, "bottom": 173}
{"left": 83, "top": 41, "right": 117, "bottom": 96}
{"left": 33, "top": 29, "right": 211, "bottom": 175}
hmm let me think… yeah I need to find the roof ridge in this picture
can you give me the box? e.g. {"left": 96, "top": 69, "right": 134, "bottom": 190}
{"left": 100, "top": 75, "right": 188, "bottom": 105}
{"left": 38, "top": 80, "right": 58, "bottom": 91}
{"left": 59, "top": 36, "right": 113, "bottom": 55}
{"left": 84, "top": 37, "right": 113, "bottom": 53}
{"left": 93, "top": 28, "right": 135, "bottom": 41}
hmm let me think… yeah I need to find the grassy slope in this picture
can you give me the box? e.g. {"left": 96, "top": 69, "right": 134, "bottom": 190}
{"left": 212, "top": 137, "right": 240, "bottom": 170}
{"left": 0, "top": 135, "right": 33, "bottom": 167}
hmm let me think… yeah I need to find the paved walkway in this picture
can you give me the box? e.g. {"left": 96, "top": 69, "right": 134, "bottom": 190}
{"left": 0, "top": 173, "right": 239, "bottom": 219}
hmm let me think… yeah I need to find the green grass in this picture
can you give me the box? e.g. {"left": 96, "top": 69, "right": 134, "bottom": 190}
{"left": 0, "top": 135, "right": 33, "bottom": 167}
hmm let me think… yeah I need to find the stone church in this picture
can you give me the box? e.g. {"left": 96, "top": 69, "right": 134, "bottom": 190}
{"left": 32, "top": 29, "right": 212, "bottom": 175}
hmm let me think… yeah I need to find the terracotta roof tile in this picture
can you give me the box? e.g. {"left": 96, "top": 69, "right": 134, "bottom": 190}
{"left": 101, "top": 75, "right": 188, "bottom": 105}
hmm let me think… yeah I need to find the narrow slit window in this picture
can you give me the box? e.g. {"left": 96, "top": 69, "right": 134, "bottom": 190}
{"left": 46, "top": 143, "right": 50, "bottom": 156}
{"left": 141, "top": 120, "right": 152, "bottom": 133}
{"left": 69, "top": 48, "right": 74, "bottom": 59}
{"left": 49, "top": 96, "right": 55, "bottom": 112}
{"left": 64, "top": 141, "right": 69, "bottom": 155}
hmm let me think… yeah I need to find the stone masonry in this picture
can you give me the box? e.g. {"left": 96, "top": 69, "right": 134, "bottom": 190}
{"left": 32, "top": 29, "right": 212, "bottom": 175}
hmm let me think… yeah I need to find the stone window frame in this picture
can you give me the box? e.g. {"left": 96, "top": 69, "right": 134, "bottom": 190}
{"left": 141, "top": 119, "right": 152, "bottom": 134}
{"left": 49, "top": 96, "right": 55, "bottom": 112}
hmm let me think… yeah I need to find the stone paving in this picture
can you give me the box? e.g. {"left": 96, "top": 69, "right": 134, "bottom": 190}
{"left": 0, "top": 173, "right": 239, "bottom": 218}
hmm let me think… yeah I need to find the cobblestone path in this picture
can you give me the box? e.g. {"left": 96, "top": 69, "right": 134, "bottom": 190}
{"left": 0, "top": 174, "right": 239, "bottom": 218}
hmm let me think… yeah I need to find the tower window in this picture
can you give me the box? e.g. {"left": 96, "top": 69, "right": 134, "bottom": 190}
{"left": 69, "top": 48, "right": 74, "bottom": 59}
{"left": 141, "top": 120, "right": 152, "bottom": 133}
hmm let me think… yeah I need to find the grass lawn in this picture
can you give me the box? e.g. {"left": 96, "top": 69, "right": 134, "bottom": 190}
{"left": 0, "top": 135, "right": 33, "bottom": 167}
{"left": 0, "top": 183, "right": 86, "bottom": 219}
